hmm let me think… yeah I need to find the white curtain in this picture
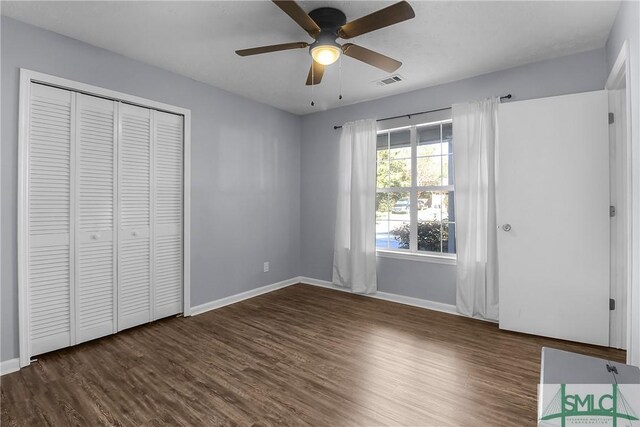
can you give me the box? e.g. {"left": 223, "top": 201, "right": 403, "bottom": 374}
{"left": 332, "top": 119, "right": 378, "bottom": 294}
{"left": 452, "top": 98, "right": 500, "bottom": 320}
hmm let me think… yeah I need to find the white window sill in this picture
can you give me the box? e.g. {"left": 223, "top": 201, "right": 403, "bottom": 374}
{"left": 376, "top": 250, "right": 457, "bottom": 265}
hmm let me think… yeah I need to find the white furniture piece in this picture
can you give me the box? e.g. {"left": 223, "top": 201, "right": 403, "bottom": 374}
{"left": 498, "top": 91, "right": 610, "bottom": 346}
{"left": 19, "top": 71, "right": 190, "bottom": 365}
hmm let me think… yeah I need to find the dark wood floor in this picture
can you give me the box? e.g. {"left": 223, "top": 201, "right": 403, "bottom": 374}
{"left": 1, "top": 284, "right": 625, "bottom": 426}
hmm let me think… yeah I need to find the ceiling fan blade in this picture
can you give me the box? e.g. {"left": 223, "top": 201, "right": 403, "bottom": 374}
{"left": 235, "top": 42, "right": 309, "bottom": 57}
{"left": 272, "top": 1, "right": 321, "bottom": 38}
{"left": 342, "top": 43, "right": 402, "bottom": 73}
{"left": 338, "top": 1, "right": 415, "bottom": 39}
{"left": 305, "top": 61, "right": 325, "bottom": 85}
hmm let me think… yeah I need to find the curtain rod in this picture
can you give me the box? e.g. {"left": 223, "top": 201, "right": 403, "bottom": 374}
{"left": 332, "top": 94, "right": 512, "bottom": 130}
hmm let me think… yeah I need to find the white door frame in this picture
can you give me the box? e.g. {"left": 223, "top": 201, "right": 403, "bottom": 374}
{"left": 605, "top": 42, "right": 635, "bottom": 364}
{"left": 18, "top": 69, "right": 192, "bottom": 368}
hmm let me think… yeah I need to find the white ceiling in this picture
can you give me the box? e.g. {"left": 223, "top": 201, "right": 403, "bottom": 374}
{"left": 2, "top": 1, "right": 620, "bottom": 115}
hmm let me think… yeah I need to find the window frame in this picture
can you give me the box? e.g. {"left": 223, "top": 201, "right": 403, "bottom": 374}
{"left": 375, "top": 119, "right": 456, "bottom": 263}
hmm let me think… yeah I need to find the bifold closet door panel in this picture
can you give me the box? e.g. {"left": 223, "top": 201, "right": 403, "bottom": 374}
{"left": 28, "top": 84, "right": 74, "bottom": 356}
{"left": 153, "top": 111, "right": 184, "bottom": 319}
{"left": 75, "top": 94, "right": 117, "bottom": 343}
{"left": 118, "top": 103, "right": 152, "bottom": 331}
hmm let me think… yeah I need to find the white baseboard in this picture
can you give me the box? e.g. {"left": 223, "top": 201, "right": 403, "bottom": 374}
{"left": 296, "top": 276, "right": 349, "bottom": 291}
{"left": 372, "top": 291, "right": 459, "bottom": 316}
{"left": 190, "top": 277, "right": 300, "bottom": 316}
{"left": 297, "top": 276, "right": 460, "bottom": 317}
{"left": 190, "top": 276, "right": 460, "bottom": 319}
{"left": 1, "top": 358, "right": 20, "bottom": 376}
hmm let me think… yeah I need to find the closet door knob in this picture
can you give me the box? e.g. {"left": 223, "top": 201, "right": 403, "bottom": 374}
{"left": 132, "top": 231, "right": 138, "bottom": 237}
{"left": 91, "top": 234, "right": 100, "bottom": 240}
{"left": 502, "top": 224, "right": 512, "bottom": 232}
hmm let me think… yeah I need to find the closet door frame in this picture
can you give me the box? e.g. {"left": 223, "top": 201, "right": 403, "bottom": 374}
{"left": 18, "top": 69, "right": 191, "bottom": 368}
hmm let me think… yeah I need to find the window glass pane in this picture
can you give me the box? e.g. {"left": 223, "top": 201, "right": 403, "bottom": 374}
{"left": 417, "top": 191, "right": 449, "bottom": 222}
{"left": 377, "top": 192, "right": 409, "bottom": 250}
{"left": 376, "top": 229, "right": 391, "bottom": 249}
{"left": 376, "top": 192, "right": 390, "bottom": 221}
{"left": 416, "top": 220, "right": 444, "bottom": 253}
{"left": 378, "top": 130, "right": 411, "bottom": 188}
{"left": 441, "top": 155, "right": 450, "bottom": 186}
{"left": 385, "top": 155, "right": 411, "bottom": 188}
{"left": 376, "top": 149, "right": 390, "bottom": 188}
{"left": 442, "top": 122, "right": 452, "bottom": 142}
{"left": 441, "top": 139, "right": 452, "bottom": 156}
{"left": 376, "top": 133, "right": 389, "bottom": 150}
{"left": 418, "top": 124, "right": 440, "bottom": 143}
{"left": 417, "top": 156, "right": 442, "bottom": 187}
{"left": 389, "top": 220, "right": 410, "bottom": 250}
{"left": 446, "top": 190, "right": 455, "bottom": 223}
{"left": 389, "top": 191, "right": 410, "bottom": 217}
{"left": 415, "top": 191, "right": 455, "bottom": 253}
{"left": 447, "top": 153, "right": 455, "bottom": 185}
{"left": 376, "top": 192, "right": 390, "bottom": 249}
{"left": 387, "top": 190, "right": 410, "bottom": 249}
{"left": 389, "top": 129, "right": 411, "bottom": 159}
{"left": 417, "top": 124, "right": 441, "bottom": 157}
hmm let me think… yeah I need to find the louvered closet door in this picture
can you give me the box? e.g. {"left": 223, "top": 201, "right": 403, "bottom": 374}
{"left": 118, "top": 103, "right": 152, "bottom": 330}
{"left": 153, "top": 111, "right": 184, "bottom": 319}
{"left": 28, "top": 84, "right": 74, "bottom": 356}
{"left": 75, "top": 94, "right": 117, "bottom": 343}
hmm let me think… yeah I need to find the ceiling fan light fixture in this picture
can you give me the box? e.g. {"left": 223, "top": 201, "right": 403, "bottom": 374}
{"left": 311, "top": 44, "right": 341, "bottom": 65}
{"left": 310, "top": 32, "right": 341, "bottom": 66}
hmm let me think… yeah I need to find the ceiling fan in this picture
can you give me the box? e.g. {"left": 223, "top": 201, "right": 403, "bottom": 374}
{"left": 235, "top": 1, "right": 415, "bottom": 86}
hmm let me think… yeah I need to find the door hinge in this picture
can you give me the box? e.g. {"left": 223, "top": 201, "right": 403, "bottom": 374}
{"left": 610, "top": 206, "right": 616, "bottom": 217}
{"left": 610, "top": 298, "right": 616, "bottom": 310}
{"left": 609, "top": 112, "right": 615, "bottom": 124}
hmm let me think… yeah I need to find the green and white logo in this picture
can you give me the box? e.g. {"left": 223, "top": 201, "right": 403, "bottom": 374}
{"left": 539, "top": 384, "right": 640, "bottom": 426}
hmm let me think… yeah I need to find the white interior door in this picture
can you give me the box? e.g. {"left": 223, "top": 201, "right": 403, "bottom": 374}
{"left": 118, "top": 103, "right": 152, "bottom": 330}
{"left": 75, "top": 94, "right": 117, "bottom": 342}
{"left": 27, "top": 84, "right": 74, "bottom": 356}
{"left": 498, "top": 91, "right": 610, "bottom": 346}
{"left": 153, "top": 111, "right": 184, "bottom": 319}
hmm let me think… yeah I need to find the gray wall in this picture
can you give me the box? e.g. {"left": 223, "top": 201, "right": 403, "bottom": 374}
{"left": 605, "top": 0, "right": 640, "bottom": 365}
{"left": 299, "top": 48, "right": 609, "bottom": 305}
{"left": 1, "top": 17, "right": 301, "bottom": 362}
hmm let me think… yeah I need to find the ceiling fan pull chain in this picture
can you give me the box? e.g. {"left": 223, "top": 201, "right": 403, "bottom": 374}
{"left": 311, "top": 60, "right": 315, "bottom": 106}
{"left": 338, "top": 54, "right": 343, "bottom": 100}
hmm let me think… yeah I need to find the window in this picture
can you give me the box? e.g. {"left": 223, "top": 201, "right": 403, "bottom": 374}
{"left": 376, "top": 120, "right": 456, "bottom": 257}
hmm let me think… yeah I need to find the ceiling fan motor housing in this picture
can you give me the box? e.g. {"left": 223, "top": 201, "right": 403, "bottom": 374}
{"left": 308, "top": 7, "right": 346, "bottom": 56}
{"left": 309, "top": 8, "right": 347, "bottom": 35}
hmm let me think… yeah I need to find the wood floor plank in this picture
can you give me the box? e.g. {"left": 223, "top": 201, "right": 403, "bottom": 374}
{"left": 1, "top": 284, "right": 625, "bottom": 426}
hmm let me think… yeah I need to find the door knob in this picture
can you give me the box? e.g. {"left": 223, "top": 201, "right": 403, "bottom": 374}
{"left": 502, "top": 224, "right": 512, "bottom": 232}
{"left": 91, "top": 234, "right": 100, "bottom": 240}
{"left": 132, "top": 231, "right": 138, "bottom": 237}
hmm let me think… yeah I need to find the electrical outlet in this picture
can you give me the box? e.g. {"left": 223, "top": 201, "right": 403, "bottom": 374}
{"left": 263, "top": 262, "right": 269, "bottom": 273}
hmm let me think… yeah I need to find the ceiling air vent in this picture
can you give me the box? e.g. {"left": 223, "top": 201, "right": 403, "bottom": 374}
{"left": 375, "top": 75, "right": 404, "bottom": 86}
